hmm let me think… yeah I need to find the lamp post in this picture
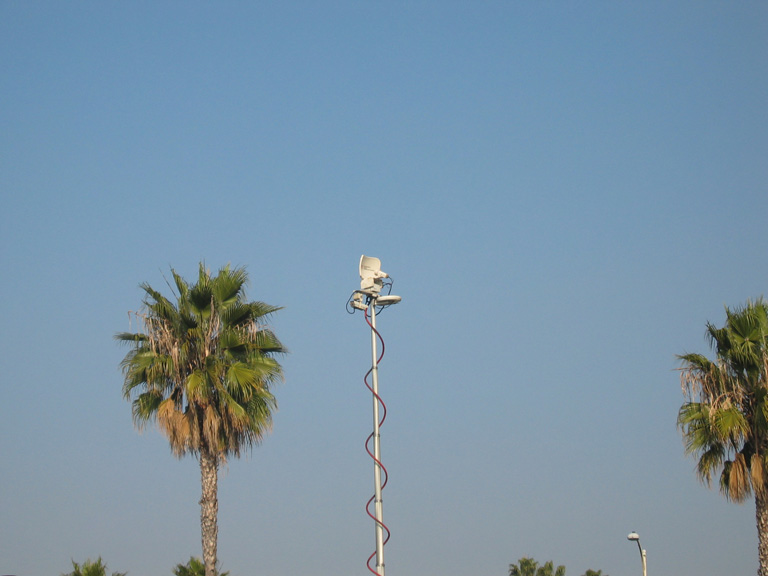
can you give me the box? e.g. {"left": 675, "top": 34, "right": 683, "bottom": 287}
{"left": 351, "top": 255, "right": 401, "bottom": 576}
{"left": 627, "top": 532, "right": 647, "bottom": 576}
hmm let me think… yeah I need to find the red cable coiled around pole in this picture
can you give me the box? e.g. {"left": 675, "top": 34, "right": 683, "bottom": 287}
{"left": 364, "top": 306, "right": 390, "bottom": 576}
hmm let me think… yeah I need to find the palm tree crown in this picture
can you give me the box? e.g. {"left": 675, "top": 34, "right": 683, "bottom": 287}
{"left": 509, "top": 557, "right": 566, "bottom": 576}
{"left": 117, "top": 263, "right": 285, "bottom": 459}
{"left": 61, "top": 557, "right": 125, "bottom": 576}
{"left": 677, "top": 299, "right": 768, "bottom": 501}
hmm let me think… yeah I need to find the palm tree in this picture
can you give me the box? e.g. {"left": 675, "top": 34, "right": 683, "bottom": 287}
{"left": 117, "top": 263, "right": 285, "bottom": 576}
{"left": 509, "top": 557, "right": 566, "bottom": 576}
{"left": 677, "top": 299, "right": 768, "bottom": 576}
{"left": 62, "top": 557, "right": 126, "bottom": 576}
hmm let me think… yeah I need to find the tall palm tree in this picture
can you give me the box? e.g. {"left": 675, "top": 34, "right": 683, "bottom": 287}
{"left": 117, "top": 263, "right": 285, "bottom": 576}
{"left": 677, "top": 299, "right": 768, "bottom": 576}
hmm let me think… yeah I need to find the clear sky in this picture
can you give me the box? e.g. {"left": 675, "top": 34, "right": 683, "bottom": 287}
{"left": 1, "top": 3, "right": 766, "bottom": 576}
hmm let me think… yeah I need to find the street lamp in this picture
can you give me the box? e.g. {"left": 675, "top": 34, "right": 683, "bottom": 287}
{"left": 627, "top": 531, "right": 647, "bottom": 576}
{"left": 350, "top": 255, "right": 401, "bottom": 576}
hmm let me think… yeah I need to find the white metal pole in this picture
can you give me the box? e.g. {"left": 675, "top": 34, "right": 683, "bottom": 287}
{"left": 631, "top": 538, "right": 646, "bottom": 576}
{"left": 369, "top": 300, "right": 385, "bottom": 576}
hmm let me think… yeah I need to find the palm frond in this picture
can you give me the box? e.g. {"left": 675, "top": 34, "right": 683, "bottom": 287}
{"left": 714, "top": 406, "right": 749, "bottom": 440}
{"left": 186, "top": 369, "right": 212, "bottom": 403}
{"left": 157, "top": 398, "right": 192, "bottom": 456}
{"left": 726, "top": 453, "right": 752, "bottom": 502}
{"left": 114, "top": 331, "right": 148, "bottom": 344}
{"left": 212, "top": 264, "right": 248, "bottom": 306}
{"left": 696, "top": 445, "right": 726, "bottom": 486}
{"left": 172, "top": 269, "right": 189, "bottom": 300}
{"left": 249, "top": 301, "right": 284, "bottom": 320}
{"left": 132, "top": 390, "right": 163, "bottom": 428}
{"left": 220, "top": 302, "right": 253, "bottom": 328}
{"left": 252, "top": 328, "right": 287, "bottom": 354}
{"left": 224, "top": 362, "right": 259, "bottom": 398}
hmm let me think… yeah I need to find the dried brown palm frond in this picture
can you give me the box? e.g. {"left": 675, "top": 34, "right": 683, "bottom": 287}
{"left": 727, "top": 452, "right": 752, "bottom": 502}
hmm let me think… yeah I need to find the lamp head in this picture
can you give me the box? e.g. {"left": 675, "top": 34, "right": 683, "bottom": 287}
{"left": 375, "top": 295, "right": 401, "bottom": 306}
{"left": 627, "top": 532, "right": 640, "bottom": 541}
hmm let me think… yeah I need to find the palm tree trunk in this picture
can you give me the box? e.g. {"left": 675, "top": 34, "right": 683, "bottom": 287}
{"left": 757, "top": 489, "right": 768, "bottom": 576}
{"left": 200, "top": 450, "right": 219, "bottom": 576}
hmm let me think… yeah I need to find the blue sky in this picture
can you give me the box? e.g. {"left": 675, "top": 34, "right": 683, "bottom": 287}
{"left": 1, "top": 2, "right": 767, "bottom": 575}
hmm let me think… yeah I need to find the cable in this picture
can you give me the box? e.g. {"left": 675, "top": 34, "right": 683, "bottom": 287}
{"left": 347, "top": 276, "right": 396, "bottom": 316}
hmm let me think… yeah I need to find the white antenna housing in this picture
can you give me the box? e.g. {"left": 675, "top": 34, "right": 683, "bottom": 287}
{"left": 359, "top": 255, "right": 388, "bottom": 296}
{"left": 360, "top": 255, "right": 389, "bottom": 279}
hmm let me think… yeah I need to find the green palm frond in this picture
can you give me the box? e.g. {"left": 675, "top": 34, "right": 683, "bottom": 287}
{"left": 114, "top": 331, "right": 148, "bottom": 343}
{"left": 246, "top": 391, "right": 277, "bottom": 426}
{"left": 696, "top": 445, "right": 726, "bottom": 485}
{"left": 172, "top": 269, "right": 189, "bottom": 299}
{"left": 257, "top": 326, "right": 285, "bottom": 349}
{"left": 220, "top": 302, "right": 253, "bottom": 328}
{"left": 224, "top": 362, "right": 260, "bottom": 396}
{"left": 215, "top": 382, "right": 248, "bottom": 420}
{"left": 249, "top": 301, "right": 284, "bottom": 321}
{"left": 212, "top": 265, "right": 248, "bottom": 305}
{"left": 132, "top": 390, "right": 164, "bottom": 425}
{"left": 714, "top": 406, "right": 749, "bottom": 439}
{"left": 186, "top": 369, "right": 212, "bottom": 402}
{"left": 141, "top": 283, "right": 177, "bottom": 319}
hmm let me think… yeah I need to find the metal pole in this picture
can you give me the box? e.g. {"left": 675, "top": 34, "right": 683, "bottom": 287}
{"left": 369, "top": 300, "right": 385, "bottom": 576}
{"left": 633, "top": 539, "right": 646, "bottom": 576}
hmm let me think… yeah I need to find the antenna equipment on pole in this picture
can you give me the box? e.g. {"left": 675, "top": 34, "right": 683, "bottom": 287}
{"left": 348, "top": 255, "right": 401, "bottom": 576}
